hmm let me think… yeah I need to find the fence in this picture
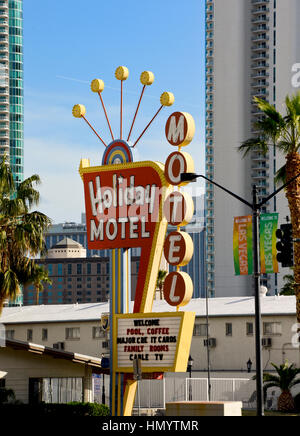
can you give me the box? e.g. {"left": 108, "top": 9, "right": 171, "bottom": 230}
{"left": 133, "top": 377, "right": 258, "bottom": 409}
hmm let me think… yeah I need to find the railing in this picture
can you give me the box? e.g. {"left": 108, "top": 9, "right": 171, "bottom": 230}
{"left": 132, "top": 377, "right": 258, "bottom": 410}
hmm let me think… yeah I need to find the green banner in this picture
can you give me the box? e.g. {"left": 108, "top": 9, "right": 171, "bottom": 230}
{"left": 260, "top": 213, "right": 279, "bottom": 274}
{"left": 233, "top": 216, "right": 253, "bottom": 275}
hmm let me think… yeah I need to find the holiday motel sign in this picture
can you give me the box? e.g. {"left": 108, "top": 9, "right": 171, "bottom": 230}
{"left": 73, "top": 67, "right": 196, "bottom": 415}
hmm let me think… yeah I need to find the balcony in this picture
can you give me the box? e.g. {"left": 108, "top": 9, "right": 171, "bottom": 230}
{"left": 252, "top": 7, "right": 269, "bottom": 14}
{"left": 252, "top": 16, "right": 269, "bottom": 24}
{"left": 252, "top": 153, "right": 269, "bottom": 161}
{"left": 252, "top": 35, "right": 269, "bottom": 42}
{"left": 251, "top": 162, "right": 269, "bottom": 169}
{"left": 252, "top": 81, "right": 269, "bottom": 87}
{"left": 252, "top": 44, "right": 269, "bottom": 52}
{"left": 252, "top": 172, "right": 268, "bottom": 180}
{"left": 251, "top": 71, "right": 269, "bottom": 78}
{"left": 252, "top": 25, "right": 269, "bottom": 33}
{"left": 0, "top": 103, "right": 8, "bottom": 113}
{"left": 251, "top": 53, "right": 269, "bottom": 61}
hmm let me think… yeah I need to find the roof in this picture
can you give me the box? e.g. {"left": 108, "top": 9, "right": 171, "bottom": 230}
{"left": 3, "top": 338, "right": 107, "bottom": 373}
{"left": 50, "top": 237, "right": 84, "bottom": 250}
{"left": 0, "top": 295, "right": 296, "bottom": 325}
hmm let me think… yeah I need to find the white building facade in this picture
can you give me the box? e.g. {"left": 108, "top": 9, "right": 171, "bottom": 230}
{"left": 205, "top": 0, "right": 300, "bottom": 298}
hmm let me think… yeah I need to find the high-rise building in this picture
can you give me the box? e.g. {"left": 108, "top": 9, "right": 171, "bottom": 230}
{"left": 205, "top": 0, "right": 300, "bottom": 298}
{"left": 0, "top": 0, "right": 23, "bottom": 184}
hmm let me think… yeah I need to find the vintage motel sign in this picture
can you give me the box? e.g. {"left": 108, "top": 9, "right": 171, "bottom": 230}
{"left": 74, "top": 67, "right": 196, "bottom": 417}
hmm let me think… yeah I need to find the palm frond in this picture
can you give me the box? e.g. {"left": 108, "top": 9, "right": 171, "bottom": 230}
{"left": 238, "top": 137, "right": 269, "bottom": 157}
{"left": 274, "top": 164, "right": 286, "bottom": 185}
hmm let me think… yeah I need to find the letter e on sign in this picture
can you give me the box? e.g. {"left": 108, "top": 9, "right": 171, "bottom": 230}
{"left": 164, "top": 231, "right": 194, "bottom": 266}
{"left": 164, "top": 151, "right": 194, "bottom": 186}
{"left": 165, "top": 112, "right": 195, "bottom": 147}
{"left": 163, "top": 271, "right": 193, "bottom": 307}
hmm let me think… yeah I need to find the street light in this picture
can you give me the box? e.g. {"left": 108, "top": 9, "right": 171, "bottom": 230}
{"left": 181, "top": 170, "right": 300, "bottom": 416}
{"left": 247, "top": 358, "right": 253, "bottom": 373}
{"left": 187, "top": 355, "right": 194, "bottom": 401}
{"left": 102, "top": 373, "right": 105, "bottom": 405}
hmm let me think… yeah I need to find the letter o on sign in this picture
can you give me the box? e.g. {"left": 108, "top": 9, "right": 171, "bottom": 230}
{"left": 165, "top": 112, "right": 195, "bottom": 147}
{"left": 163, "top": 271, "right": 193, "bottom": 307}
{"left": 164, "top": 231, "right": 194, "bottom": 266}
{"left": 164, "top": 151, "right": 194, "bottom": 186}
{"left": 163, "top": 191, "right": 194, "bottom": 227}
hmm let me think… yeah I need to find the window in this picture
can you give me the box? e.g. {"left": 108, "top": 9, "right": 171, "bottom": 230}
{"left": 225, "top": 323, "right": 232, "bottom": 336}
{"left": 246, "top": 322, "right": 254, "bottom": 336}
{"left": 57, "top": 264, "right": 63, "bottom": 276}
{"left": 67, "top": 264, "right": 72, "bottom": 275}
{"left": 6, "top": 329, "right": 15, "bottom": 340}
{"left": 48, "top": 264, "right": 53, "bottom": 276}
{"left": 27, "top": 329, "right": 33, "bottom": 341}
{"left": 263, "top": 322, "right": 282, "bottom": 336}
{"left": 42, "top": 329, "right": 48, "bottom": 341}
{"left": 65, "top": 327, "right": 80, "bottom": 340}
{"left": 29, "top": 377, "right": 83, "bottom": 404}
{"left": 87, "top": 263, "right": 91, "bottom": 275}
{"left": 77, "top": 264, "right": 82, "bottom": 275}
{"left": 97, "top": 263, "right": 101, "bottom": 274}
{"left": 193, "top": 324, "right": 208, "bottom": 337}
{"left": 92, "top": 326, "right": 105, "bottom": 339}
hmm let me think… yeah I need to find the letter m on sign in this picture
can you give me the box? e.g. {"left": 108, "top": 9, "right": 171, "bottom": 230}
{"left": 167, "top": 115, "right": 185, "bottom": 144}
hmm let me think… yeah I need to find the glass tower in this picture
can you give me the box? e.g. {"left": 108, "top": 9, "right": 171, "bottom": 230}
{"left": 0, "top": 0, "right": 23, "bottom": 185}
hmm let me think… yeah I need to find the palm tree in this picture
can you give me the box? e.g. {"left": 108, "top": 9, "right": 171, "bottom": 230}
{"left": 0, "top": 156, "right": 52, "bottom": 312}
{"left": 280, "top": 273, "right": 296, "bottom": 296}
{"left": 239, "top": 93, "right": 300, "bottom": 324}
{"left": 262, "top": 361, "right": 300, "bottom": 412}
{"left": 156, "top": 270, "right": 167, "bottom": 300}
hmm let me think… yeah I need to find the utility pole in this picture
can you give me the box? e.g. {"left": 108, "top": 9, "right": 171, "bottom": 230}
{"left": 181, "top": 170, "right": 300, "bottom": 416}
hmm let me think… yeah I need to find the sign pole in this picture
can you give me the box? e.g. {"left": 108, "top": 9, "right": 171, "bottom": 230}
{"left": 110, "top": 248, "right": 131, "bottom": 416}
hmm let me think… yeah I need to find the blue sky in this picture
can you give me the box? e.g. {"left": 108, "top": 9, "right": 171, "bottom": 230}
{"left": 23, "top": 0, "right": 206, "bottom": 223}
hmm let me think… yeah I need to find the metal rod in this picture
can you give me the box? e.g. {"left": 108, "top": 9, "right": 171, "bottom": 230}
{"left": 120, "top": 80, "right": 123, "bottom": 139}
{"left": 252, "top": 185, "right": 264, "bottom": 417}
{"left": 259, "top": 171, "right": 300, "bottom": 208}
{"left": 81, "top": 115, "right": 107, "bottom": 147}
{"left": 98, "top": 92, "right": 114, "bottom": 141}
{"left": 132, "top": 105, "right": 164, "bottom": 148}
{"left": 127, "top": 85, "right": 146, "bottom": 142}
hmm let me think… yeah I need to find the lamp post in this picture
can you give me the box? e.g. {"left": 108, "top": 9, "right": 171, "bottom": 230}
{"left": 102, "top": 373, "right": 105, "bottom": 405}
{"left": 247, "top": 358, "right": 253, "bottom": 373}
{"left": 181, "top": 170, "right": 300, "bottom": 416}
{"left": 187, "top": 355, "right": 194, "bottom": 401}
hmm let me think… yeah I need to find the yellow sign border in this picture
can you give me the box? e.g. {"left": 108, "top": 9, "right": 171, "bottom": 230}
{"left": 114, "top": 311, "right": 195, "bottom": 373}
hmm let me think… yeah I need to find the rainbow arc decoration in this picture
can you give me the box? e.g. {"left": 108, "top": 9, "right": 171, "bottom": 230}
{"left": 73, "top": 66, "right": 195, "bottom": 416}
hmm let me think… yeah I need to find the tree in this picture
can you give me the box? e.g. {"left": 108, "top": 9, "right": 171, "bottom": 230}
{"left": 239, "top": 93, "right": 300, "bottom": 324}
{"left": 0, "top": 386, "right": 15, "bottom": 404}
{"left": 261, "top": 362, "right": 300, "bottom": 412}
{"left": 280, "top": 273, "right": 296, "bottom": 296}
{"left": 156, "top": 270, "right": 167, "bottom": 300}
{"left": 0, "top": 156, "right": 52, "bottom": 312}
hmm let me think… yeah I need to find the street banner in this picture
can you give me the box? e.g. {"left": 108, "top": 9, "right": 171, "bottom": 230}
{"left": 260, "top": 213, "right": 279, "bottom": 274}
{"left": 233, "top": 216, "right": 253, "bottom": 275}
